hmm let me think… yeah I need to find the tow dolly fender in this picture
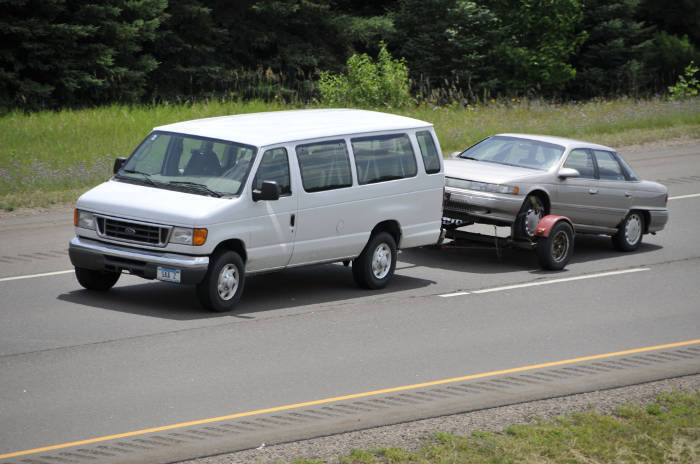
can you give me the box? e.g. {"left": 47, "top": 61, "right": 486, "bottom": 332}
{"left": 534, "top": 215, "right": 574, "bottom": 238}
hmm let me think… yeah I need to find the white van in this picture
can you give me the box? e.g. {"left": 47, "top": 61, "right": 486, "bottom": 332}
{"left": 69, "top": 109, "right": 444, "bottom": 311}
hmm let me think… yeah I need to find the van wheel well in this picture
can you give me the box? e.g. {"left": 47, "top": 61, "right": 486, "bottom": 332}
{"left": 214, "top": 239, "right": 247, "bottom": 263}
{"left": 371, "top": 220, "right": 401, "bottom": 247}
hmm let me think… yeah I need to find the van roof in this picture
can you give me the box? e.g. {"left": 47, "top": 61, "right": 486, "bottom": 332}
{"left": 154, "top": 109, "right": 433, "bottom": 147}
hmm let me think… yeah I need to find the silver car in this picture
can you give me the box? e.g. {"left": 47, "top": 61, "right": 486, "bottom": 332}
{"left": 443, "top": 134, "right": 668, "bottom": 251}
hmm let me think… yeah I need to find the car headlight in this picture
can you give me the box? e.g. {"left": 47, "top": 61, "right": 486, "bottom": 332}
{"left": 170, "top": 227, "right": 208, "bottom": 246}
{"left": 445, "top": 177, "right": 519, "bottom": 195}
{"left": 74, "top": 209, "right": 96, "bottom": 230}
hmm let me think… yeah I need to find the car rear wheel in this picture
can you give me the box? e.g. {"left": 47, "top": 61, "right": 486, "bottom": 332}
{"left": 536, "top": 221, "right": 574, "bottom": 270}
{"left": 352, "top": 232, "right": 397, "bottom": 289}
{"left": 75, "top": 267, "right": 120, "bottom": 291}
{"left": 196, "top": 250, "right": 245, "bottom": 312}
{"left": 612, "top": 212, "right": 644, "bottom": 251}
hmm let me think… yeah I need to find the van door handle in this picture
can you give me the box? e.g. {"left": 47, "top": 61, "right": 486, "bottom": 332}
{"left": 624, "top": 191, "right": 632, "bottom": 198}
{"left": 290, "top": 214, "right": 295, "bottom": 227}
{"left": 588, "top": 188, "right": 598, "bottom": 194}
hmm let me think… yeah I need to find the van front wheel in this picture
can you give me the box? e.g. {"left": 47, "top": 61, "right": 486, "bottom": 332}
{"left": 352, "top": 232, "right": 397, "bottom": 289}
{"left": 196, "top": 250, "right": 245, "bottom": 312}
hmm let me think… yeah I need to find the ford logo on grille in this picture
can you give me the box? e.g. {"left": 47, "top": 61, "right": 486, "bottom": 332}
{"left": 124, "top": 227, "right": 137, "bottom": 236}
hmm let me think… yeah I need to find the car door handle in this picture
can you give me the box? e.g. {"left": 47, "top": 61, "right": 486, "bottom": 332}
{"left": 588, "top": 188, "right": 598, "bottom": 194}
{"left": 290, "top": 214, "right": 296, "bottom": 227}
{"left": 624, "top": 191, "right": 632, "bottom": 198}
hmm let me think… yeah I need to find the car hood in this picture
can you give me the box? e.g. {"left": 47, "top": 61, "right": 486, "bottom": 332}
{"left": 76, "top": 179, "right": 236, "bottom": 226}
{"left": 444, "top": 159, "right": 547, "bottom": 184}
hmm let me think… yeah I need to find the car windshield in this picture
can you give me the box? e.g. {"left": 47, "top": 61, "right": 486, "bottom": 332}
{"left": 116, "top": 132, "right": 257, "bottom": 196}
{"left": 459, "top": 135, "right": 565, "bottom": 171}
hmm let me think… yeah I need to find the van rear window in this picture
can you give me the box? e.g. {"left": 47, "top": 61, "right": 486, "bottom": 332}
{"left": 296, "top": 140, "right": 352, "bottom": 192}
{"left": 351, "top": 134, "right": 417, "bottom": 184}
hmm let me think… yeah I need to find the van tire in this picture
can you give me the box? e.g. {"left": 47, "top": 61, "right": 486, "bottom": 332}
{"left": 352, "top": 232, "right": 397, "bottom": 289}
{"left": 75, "top": 267, "right": 120, "bottom": 291}
{"left": 196, "top": 250, "right": 245, "bottom": 312}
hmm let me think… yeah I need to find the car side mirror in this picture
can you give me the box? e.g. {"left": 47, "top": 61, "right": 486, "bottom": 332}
{"left": 253, "top": 180, "right": 281, "bottom": 202}
{"left": 113, "top": 157, "right": 127, "bottom": 174}
{"left": 558, "top": 167, "right": 580, "bottom": 179}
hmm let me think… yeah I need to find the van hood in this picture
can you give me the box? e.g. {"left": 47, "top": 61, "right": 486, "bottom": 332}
{"left": 444, "top": 159, "right": 548, "bottom": 184}
{"left": 76, "top": 179, "right": 236, "bottom": 226}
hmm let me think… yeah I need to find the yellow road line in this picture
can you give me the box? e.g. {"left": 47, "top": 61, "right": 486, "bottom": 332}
{"left": 2, "top": 338, "right": 698, "bottom": 460}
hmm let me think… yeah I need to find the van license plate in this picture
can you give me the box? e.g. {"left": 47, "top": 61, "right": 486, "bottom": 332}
{"left": 157, "top": 267, "right": 181, "bottom": 283}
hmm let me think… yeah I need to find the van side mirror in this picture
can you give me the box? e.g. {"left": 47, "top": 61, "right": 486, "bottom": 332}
{"left": 253, "top": 180, "right": 281, "bottom": 202}
{"left": 558, "top": 167, "right": 580, "bottom": 179}
{"left": 113, "top": 157, "right": 127, "bottom": 174}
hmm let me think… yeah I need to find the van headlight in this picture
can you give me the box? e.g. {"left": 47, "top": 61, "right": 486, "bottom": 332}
{"left": 75, "top": 209, "right": 96, "bottom": 230}
{"left": 170, "top": 227, "right": 208, "bottom": 246}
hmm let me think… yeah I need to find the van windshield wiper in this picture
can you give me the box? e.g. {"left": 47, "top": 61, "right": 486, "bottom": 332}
{"left": 460, "top": 155, "right": 480, "bottom": 161}
{"left": 121, "top": 169, "right": 156, "bottom": 186}
{"left": 167, "top": 181, "right": 223, "bottom": 198}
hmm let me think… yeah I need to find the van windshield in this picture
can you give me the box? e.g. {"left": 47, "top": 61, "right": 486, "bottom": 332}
{"left": 116, "top": 132, "right": 257, "bottom": 196}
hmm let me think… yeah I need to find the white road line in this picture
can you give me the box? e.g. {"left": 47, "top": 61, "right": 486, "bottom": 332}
{"left": 438, "top": 291, "right": 471, "bottom": 298}
{"left": 438, "top": 268, "right": 649, "bottom": 298}
{"left": 669, "top": 193, "right": 700, "bottom": 200}
{"left": 0, "top": 270, "right": 74, "bottom": 283}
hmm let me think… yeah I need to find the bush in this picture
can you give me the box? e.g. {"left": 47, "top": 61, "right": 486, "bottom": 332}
{"left": 318, "top": 42, "right": 413, "bottom": 108}
{"left": 668, "top": 61, "right": 700, "bottom": 99}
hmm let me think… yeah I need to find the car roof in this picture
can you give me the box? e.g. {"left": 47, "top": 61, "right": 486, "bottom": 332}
{"left": 496, "top": 133, "right": 615, "bottom": 152}
{"left": 154, "top": 109, "right": 433, "bottom": 147}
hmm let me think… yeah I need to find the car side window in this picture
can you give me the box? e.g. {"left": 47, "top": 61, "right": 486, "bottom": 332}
{"left": 563, "top": 149, "right": 596, "bottom": 179}
{"left": 296, "top": 140, "right": 352, "bottom": 192}
{"left": 253, "top": 147, "right": 291, "bottom": 195}
{"left": 351, "top": 133, "right": 417, "bottom": 184}
{"left": 416, "top": 131, "right": 442, "bottom": 174}
{"left": 593, "top": 150, "right": 625, "bottom": 181}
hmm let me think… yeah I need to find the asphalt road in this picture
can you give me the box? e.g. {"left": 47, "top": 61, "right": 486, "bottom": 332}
{"left": 0, "top": 139, "right": 699, "bottom": 460}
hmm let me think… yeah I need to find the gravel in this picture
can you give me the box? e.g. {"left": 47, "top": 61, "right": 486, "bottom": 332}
{"left": 183, "top": 374, "right": 699, "bottom": 463}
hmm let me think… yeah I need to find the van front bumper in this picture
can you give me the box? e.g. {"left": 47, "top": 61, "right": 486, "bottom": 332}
{"left": 69, "top": 236, "right": 209, "bottom": 284}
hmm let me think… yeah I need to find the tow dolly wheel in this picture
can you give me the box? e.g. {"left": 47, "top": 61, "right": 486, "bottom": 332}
{"left": 536, "top": 221, "right": 573, "bottom": 270}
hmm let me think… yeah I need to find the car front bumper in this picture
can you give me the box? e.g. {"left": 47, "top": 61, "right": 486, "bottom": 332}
{"left": 69, "top": 236, "right": 209, "bottom": 284}
{"left": 443, "top": 187, "right": 523, "bottom": 225}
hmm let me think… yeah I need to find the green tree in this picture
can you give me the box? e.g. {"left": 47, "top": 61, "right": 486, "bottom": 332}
{"left": 567, "top": 0, "right": 655, "bottom": 98}
{"left": 391, "top": 0, "right": 500, "bottom": 100}
{"left": 0, "top": 0, "right": 165, "bottom": 110}
{"left": 484, "top": 0, "right": 585, "bottom": 96}
{"left": 146, "top": 0, "right": 227, "bottom": 100}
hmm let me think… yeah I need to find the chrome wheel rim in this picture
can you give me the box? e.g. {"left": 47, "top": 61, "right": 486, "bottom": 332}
{"left": 523, "top": 196, "right": 545, "bottom": 237}
{"left": 625, "top": 214, "right": 642, "bottom": 245}
{"left": 551, "top": 230, "right": 570, "bottom": 263}
{"left": 371, "top": 243, "right": 392, "bottom": 280}
{"left": 217, "top": 264, "right": 239, "bottom": 301}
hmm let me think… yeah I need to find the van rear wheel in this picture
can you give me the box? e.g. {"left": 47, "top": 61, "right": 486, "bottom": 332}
{"left": 352, "top": 232, "right": 397, "bottom": 289}
{"left": 196, "top": 250, "right": 245, "bottom": 312}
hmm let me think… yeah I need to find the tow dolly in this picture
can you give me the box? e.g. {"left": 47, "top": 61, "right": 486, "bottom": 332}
{"left": 438, "top": 214, "right": 575, "bottom": 270}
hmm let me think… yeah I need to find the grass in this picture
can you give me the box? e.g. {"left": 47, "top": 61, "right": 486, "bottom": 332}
{"left": 1, "top": 97, "right": 698, "bottom": 210}
{"left": 289, "top": 390, "right": 699, "bottom": 464}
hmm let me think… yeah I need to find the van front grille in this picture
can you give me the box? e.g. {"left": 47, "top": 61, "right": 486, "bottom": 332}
{"left": 96, "top": 216, "right": 171, "bottom": 247}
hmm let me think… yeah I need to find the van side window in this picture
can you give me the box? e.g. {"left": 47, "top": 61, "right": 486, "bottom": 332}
{"left": 351, "top": 133, "right": 417, "bottom": 184}
{"left": 253, "top": 147, "right": 291, "bottom": 195}
{"left": 296, "top": 140, "right": 352, "bottom": 192}
{"left": 416, "top": 131, "right": 441, "bottom": 174}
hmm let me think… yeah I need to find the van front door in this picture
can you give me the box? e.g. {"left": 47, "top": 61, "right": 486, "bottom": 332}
{"left": 246, "top": 147, "right": 297, "bottom": 272}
